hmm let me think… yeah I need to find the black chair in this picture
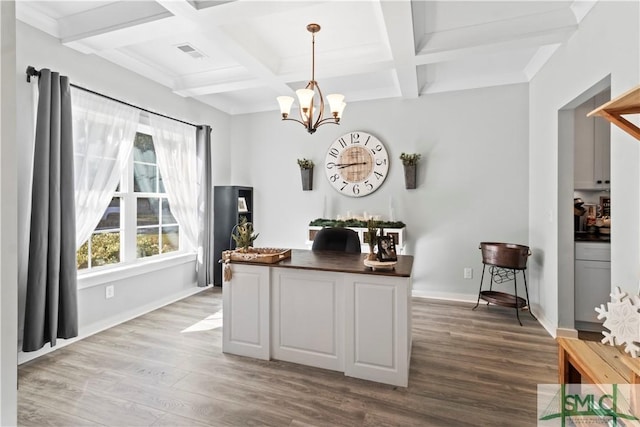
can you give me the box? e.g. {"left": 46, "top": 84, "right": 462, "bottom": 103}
{"left": 312, "top": 227, "right": 361, "bottom": 253}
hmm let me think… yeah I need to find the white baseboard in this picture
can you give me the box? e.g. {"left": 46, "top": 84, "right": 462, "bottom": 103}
{"left": 18, "top": 285, "right": 211, "bottom": 365}
{"left": 532, "top": 308, "right": 560, "bottom": 338}
{"left": 411, "top": 290, "right": 478, "bottom": 304}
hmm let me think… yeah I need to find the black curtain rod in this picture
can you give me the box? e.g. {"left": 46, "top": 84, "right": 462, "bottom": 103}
{"left": 26, "top": 66, "right": 200, "bottom": 128}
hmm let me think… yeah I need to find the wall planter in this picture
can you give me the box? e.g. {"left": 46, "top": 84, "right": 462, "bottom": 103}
{"left": 297, "top": 158, "right": 314, "bottom": 191}
{"left": 300, "top": 167, "right": 313, "bottom": 191}
{"left": 400, "top": 153, "right": 421, "bottom": 189}
{"left": 403, "top": 164, "right": 417, "bottom": 189}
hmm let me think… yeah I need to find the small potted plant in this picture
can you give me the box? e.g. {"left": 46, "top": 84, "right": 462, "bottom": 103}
{"left": 297, "top": 158, "right": 314, "bottom": 191}
{"left": 399, "top": 153, "right": 421, "bottom": 189}
{"left": 232, "top": 217, "right": 259, "bottom": 252}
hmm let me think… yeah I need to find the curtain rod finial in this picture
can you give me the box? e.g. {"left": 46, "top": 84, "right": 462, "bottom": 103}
{"left": 26, "top": 66, "right": 40, "bottom": 83}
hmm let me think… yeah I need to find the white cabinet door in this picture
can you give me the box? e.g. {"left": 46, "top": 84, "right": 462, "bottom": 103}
{"left": 574, "top": 90, "right": 611, "bottom": 190}
{"left": 574, "top": 97, "right": 597, "bottom": 190}
{"left": 222, "top": 263, "right": 270, "bottom": 359}
{"left": 575, "top": 259, "right": 610, "bottom": 323}
{"left": 575, "top": 242, "right": 611, "bottom": 261}
{"left": 594, "top": 90, "right": 611, "bottom": 189}
{"left": 271, "top": 268, "right": 344, "bottom": 371}
{"left": 344, "top": 273, "right": 411, "bottom": 387}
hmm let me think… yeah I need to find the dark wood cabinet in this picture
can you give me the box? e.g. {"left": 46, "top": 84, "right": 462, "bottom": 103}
{"left": 213, "top": 186, "right": 253, "bottom": 285}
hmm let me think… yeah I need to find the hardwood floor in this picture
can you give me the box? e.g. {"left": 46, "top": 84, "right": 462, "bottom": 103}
{"left": 18, "top": 288, "right": 557, "bottom": 426}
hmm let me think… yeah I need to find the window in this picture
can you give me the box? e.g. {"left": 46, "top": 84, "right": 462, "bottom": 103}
{"left": 77, "top": 197, "right": 121, "bottom": 269}
{"left": 133, "top": 132, "right": 179, "bottom": 259}
{"left": 77, "top": 130, "right": 183, "bottom": 271}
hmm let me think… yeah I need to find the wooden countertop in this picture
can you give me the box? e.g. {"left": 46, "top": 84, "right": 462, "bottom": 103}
{"left": 229, "top": 249, "right": 414, "bottom": 277}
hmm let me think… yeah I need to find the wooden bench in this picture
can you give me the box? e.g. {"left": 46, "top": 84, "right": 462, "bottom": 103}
{"left": 557, "top": 337, "right": 640, "bottom": 416}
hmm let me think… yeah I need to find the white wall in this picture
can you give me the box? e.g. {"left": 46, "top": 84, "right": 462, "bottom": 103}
{"left": 15, "top": 21, "right": 232, "bottom": 358}
{"left": 0, "top": 2, "right": 17, "bottom": 425}
{"left": 529, "top": 1, "right": 640, "bottom": 334}
{"left": 231, "top": 84, "right": 530, "bottom": 301}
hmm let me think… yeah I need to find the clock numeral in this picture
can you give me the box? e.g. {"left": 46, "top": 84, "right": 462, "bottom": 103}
{"left": 352, "top": 184, "right": 360, "bottom": 195}
{"left": 363, "top": 135, "right": 371, "bottom": 145}
{"left": 326, "top": 162, "right": 336, "bottom": 169}
{"left": 340, "top": 181, "right": 349, "bottom": 191}
{"left": 350, "top": 132, "right": 360, "bottom": 144}
{"left": 364, "top": 180, "right": 373, "bottom": 191}
{"left": 328, "top": 148, "right": 339, "bottom": 159}
{"left": 370, "top": 144, "right": 382, "bottom": 155}
{"left": 338, "top": 137, "right": 348, "bottom": 148}
{"left": 374, "top": 171, "right": 384, "bottom": 180}
{"left": 330, "top": 173, "right": 340, "bottom": 182}
{"left": 376, "top": 158, "right": 387, "bottom": 166}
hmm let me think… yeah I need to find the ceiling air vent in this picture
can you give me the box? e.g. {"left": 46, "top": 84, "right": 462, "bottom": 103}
{"left": 176, "top": 43, "right": 206, "bottom": 59}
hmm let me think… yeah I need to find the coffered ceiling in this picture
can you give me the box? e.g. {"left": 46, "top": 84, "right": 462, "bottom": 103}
{"left": 17, "top": 1, "right": 596, "bottom": 115}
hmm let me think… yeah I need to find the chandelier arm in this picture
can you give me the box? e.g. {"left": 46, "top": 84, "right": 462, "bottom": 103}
{"left": 315, "top": 118, "right": 341, "bottom": 127}
{"left": 282, "top": 117, "right": 308, "bottom": 127}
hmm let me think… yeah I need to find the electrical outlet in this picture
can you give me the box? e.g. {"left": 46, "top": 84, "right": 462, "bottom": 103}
{"left": 464, "top": 268, "right": 473, "bottom": 279}
{"left": 105, "top": 284, "right": 115, "bottom": 299}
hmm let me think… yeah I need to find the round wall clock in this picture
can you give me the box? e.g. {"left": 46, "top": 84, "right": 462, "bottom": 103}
{"left": 324, "top": 131, "right": 389, "bottom": 197}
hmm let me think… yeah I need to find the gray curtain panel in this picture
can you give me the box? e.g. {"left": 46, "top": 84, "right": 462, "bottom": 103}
{"left": 23, "top": 69, "right": 78, "bottom": 352}
{"left": 196, "top": 125, "right": 213, "bottom": 287}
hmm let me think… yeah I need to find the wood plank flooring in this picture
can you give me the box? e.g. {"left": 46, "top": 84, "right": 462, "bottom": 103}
{"left": 18, "top": 288, "right": 557, "bottom": 426}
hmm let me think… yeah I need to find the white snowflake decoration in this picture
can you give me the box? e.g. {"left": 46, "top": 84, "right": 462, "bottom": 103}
{"left": 595, "top": 286, "right": 640, "bottom": 357}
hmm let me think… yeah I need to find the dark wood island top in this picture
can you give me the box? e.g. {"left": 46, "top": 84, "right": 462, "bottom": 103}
{"left": 228, "top": 249, "right": 413, "bottom": 277}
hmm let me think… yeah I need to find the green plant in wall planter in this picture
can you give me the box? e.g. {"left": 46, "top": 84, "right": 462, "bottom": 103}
{"left": 400, "top": 153, "right": 421, "bottom": 189}
{"left": 297, "top": 158, "right": 314, "bottom": 191}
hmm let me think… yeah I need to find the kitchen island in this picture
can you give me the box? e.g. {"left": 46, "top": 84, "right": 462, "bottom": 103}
{"left": 222, "top": 249, "right": 414, "bottom": 387}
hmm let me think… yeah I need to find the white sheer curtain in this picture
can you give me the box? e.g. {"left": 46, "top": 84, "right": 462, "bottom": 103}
{"left": 150, "top": 115, "right": 198, "bottom": 250}
{"left": 72, "top": 88, "right": 140, "bottom": 249}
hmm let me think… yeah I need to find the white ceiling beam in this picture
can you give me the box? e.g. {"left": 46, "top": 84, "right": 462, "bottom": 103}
{"left": 62, "top": 16, "right": 191, "bottom": 54}
{"left": 415, "top": 26, "right": 576, "bottom": 66}
{"left": 96, "top": 49, "right": 177, "bottom": 89}
{"left": 15, "top": 2, "right": 60, "bottom": 38}
{"left": 524, "top": 44, "right": 562, "bottom": 81}
{"left": 192, "top": 0, "right": 332, "bottom": 25}
{"left": 571, "top": 0, "right": 598, "bottom": 23}
{"left": 415, "top": 6, "right": 577, "bottom": 65}
{"left": 422, "top": 72, "right": 529, "bottom": 96}
{"left": 58, "top": 2, "right": 172, "bottom": 44}
{"left": 378, "top": 0, "right": 419, "bottom": 99}
{"left": 416, "top": 6, "right": 577, "bottom": 52}
{"left": 173, "top": 67, "right": 260, "bottom": 96}
{"left": 155, "top": 0, "right": 293, "bottom": 96}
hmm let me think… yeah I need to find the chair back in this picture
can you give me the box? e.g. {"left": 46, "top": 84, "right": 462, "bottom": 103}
{"left": 312, "top": 227, "right": 361, "bottom": 253}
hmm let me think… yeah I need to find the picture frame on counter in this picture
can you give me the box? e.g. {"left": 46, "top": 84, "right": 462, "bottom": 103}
{"left": 377, "top": 236, "right": 397, "bottom": 262}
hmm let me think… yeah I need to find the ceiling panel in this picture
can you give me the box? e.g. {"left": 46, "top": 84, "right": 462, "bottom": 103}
{"left": 16, "top": 0, "right": 594, "bottom": 115}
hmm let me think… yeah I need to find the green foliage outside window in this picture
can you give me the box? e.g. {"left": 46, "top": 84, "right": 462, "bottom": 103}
{"left": 77, "top": 232, "right": 178, "bottom": 269}
{"left": 77, "top": 233, "right": 120, "bottom": 270}
{"left": 137, "top": 233, "right": 178, "bottom": 259}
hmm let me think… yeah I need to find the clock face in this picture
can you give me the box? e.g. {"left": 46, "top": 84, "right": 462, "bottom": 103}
{"left": 324, "top": 131, "right": 389, "bottom": 197}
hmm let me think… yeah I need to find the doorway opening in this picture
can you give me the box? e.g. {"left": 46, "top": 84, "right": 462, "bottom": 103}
{"left": 557, "top": 75, "right": 611, "bottom": 335}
